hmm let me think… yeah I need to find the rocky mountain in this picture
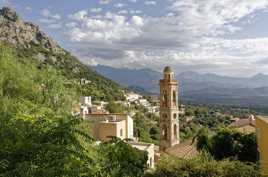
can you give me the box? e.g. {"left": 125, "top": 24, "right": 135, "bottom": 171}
{"left": 93, "top": 65, "right": 268, "bottom": 107}
{"left": 0, "top": 7, "right": 63, "bottom": 54}
{"left": 0, "top": 7, "right": 124, "bottom": 101}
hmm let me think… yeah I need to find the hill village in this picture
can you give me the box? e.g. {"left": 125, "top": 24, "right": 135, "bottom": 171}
{"left": 75, "top": 66, "right": 268, "bottom": 173}
{"left": 0, "top": 6, "right": 267, "bottom": 176}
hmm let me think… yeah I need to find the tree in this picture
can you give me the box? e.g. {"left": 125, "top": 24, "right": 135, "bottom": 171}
{"left": 96, "top": 138, "right": 148, "bottom": 177}
{"left": 195, "top": 128, "right": 211, "bottom": 152}
{"left": 0, "top": 46, "right": 96, "bottom": 177}
{"left": 106, "top": 102, "right": 125, "bottom": 113}
{"left": 195, "top": 127, "right": 258, "bottom": 163}
{"left": 146, "top": 153, "right": 260, "bottom": 177}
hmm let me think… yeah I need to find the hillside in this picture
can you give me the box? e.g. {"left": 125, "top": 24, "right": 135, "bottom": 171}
{"left": 0, "top": 7, "right": 124, "bottom": 101}
{"left": 93, "top": 65, "right": 268, "bottom": 107}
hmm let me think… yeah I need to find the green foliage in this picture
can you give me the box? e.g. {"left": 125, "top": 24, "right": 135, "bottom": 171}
{"left": 0, "top": 45, "right": 151, "bottom": 177}
{"left": 5, "top": 42, "right": 125, "bottom": 101}
{"left": 147, "top": 153, "right": 260, "bottom": 177}
{"left": 195, "top": 128, "right": 211, "bottom": 152}
{"left": 106, "top": 102, "right": 126, "bottom": 113}
{"left": 179, "top": 104, "right": 254, "bottom": 141}
{"left": 96, "top": 138, "right": 148, "bottom": 177}
{"left": 196, "top": 128, "right": 257, "bottom": 163}
{"left": 0, "top": 45, "right": 96, "bottom": 177}
{"left": 133, "top": 112, "right": 159, "bottom": 145}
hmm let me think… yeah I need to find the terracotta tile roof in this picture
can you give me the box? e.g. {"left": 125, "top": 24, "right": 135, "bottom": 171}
{"left": 165, "top": 140, "right": 199, "bottom": 159}
{"left": 230, "top": 118, "right": 255, "bottom": 127}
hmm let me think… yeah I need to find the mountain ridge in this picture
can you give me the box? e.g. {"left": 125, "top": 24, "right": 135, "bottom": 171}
{"left": 0, "top": 7, "right": 124, "bottom": 101}
{"left": 93, "top": 65, "right": 268, "bottom": 107}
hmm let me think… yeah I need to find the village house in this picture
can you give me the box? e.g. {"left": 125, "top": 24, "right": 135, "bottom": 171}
{"left": 229, "top": 114, "right": 256, "bottom": 133}
{"left": 256, "top": 116, "right": 268, "bottom": 175}
{"left": 124, "top": 92, "right": 142, "bottom": 103}
{"left": 84, "top": 113, "right": 134, "bottom": 141}
{"left": 82, "top": 112, "right": 156, "bottom": 168}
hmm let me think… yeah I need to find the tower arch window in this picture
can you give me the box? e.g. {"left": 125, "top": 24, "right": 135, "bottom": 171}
{"left": 173, "top": 90, "right": 177, "bottom": 106}
{"left": 173, "top": 113, "right": 177, "bottom": 119}
{"left": 174, "top": 124, "right": 177, "bottom": 137}
{"left": 162, "top": 90, "right": 168, "bottom": 107}
{"left": 120, "top": 129, "right": 123, "bottom": 137}
{"left": 162, "top": 125, "right": 168, "bottom": 140}
{"left": 162, "top": 113, "right": 167, "bottom": 120}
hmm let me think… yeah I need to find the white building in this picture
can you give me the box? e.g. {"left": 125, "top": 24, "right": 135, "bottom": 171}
{"left": 80, "top": 96, "right": 92, "bottom": 106}
{"left": 139, "top": 99, "right": 151, "bottom": 107}
{"left": 125, "top": 92, "right": 142, "bottom": 102}
{"left": 128, "top": 142, "right": 155, "bottom": 169}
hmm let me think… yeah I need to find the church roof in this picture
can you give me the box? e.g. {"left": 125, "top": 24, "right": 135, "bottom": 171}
{"left": 165, "top": 140, "right": 199, "bottom": 159}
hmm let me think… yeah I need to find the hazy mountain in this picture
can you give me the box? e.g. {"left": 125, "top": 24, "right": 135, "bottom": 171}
{"left": 94, "top": 65, "right": 268, "bottom": 107}
{"left": 93, "top": 65, "right": 161, "bottom": 93}
{"left": 0, "top": 7, "right": 124, "bottom": 100}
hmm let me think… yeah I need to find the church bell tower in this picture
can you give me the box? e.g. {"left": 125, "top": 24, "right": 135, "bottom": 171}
{"left": 159, "top": 66, "right": 180, "bottom": 151}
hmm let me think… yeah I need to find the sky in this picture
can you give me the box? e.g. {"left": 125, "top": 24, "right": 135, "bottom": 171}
{"left": 1, "top": 0, "right": 268, "bottom": 76}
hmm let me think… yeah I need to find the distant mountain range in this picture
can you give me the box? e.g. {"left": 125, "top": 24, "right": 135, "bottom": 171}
{"left": 93, "top": 65, "right": 268, "bottom": 107}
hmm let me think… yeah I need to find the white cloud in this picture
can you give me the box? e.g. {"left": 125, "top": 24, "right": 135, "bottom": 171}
{"left": 131, "top": 16, "right": 144, "bottom": 26}
{"left": 114, "top": 3, "right": 126, "bottom": 8}
{"left": 145, "top": 1, "right": 156, "bottom": 6}
{"left": 169, "top": 0, "right": 268, "bottom": 37}
{"left": 99, "top": 0, "right": 111, "bottom": 5}
{"left": 25, "top": 6, "right": 31, "bottom": 11}
{"left": 39, "top": 9, "right": 62, "bottom": 29}
{"left": 90, "top": 8, "right": 102, "bottom": 13}
{"left": 40, "top": 8, "right": 61, "bottom": 20}
{"left": 129, "top": 0, "right": 138, "bottom": 3}
{"left": 118, "top": 10, "right": 128, "bottom": 14}
{"left": 63, "top": 1, "right": 268, "bottom": 76}
{"left": 66, "top": 12, "right": 144, "bottom": 43}
{"left": 47, "top": 23, "right": 62, "bottom": 29}
{"left": 130, "top": 10, "right": 142, "bottom": 14}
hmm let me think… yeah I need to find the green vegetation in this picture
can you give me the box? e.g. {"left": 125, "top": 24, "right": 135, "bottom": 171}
{"left": 196, "top": 128, "right": 257, "bottom": 163}
{"left": 133, "top": 112, "right": 159, "bottom": 145}
{"left": 0, "top": 44, "right": 261, "bottom": 176}
{"left": 6, "top": 42, "right": 124, "bottom": 101}
{"left": 97, "top": 138, "right": 148, "bottom": 177}
{"left": 179, "top": 104, "right": 256, "bottom": 141}
{"left": 146, "top": 154, "right": 259, "bottom": 177}
{"left": 0, "top": 45, "right": 147, "bottom": 177}
{"left": 106, "top": 102, "right": 126, "bottom": 113}
{"left": 0, "top": 45, "right": 94, "bottom": 176}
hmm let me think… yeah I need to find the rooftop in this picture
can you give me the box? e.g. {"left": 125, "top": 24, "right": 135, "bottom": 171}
{"left": 257, "top": 116, "right": 268, "bottom": 123}
{"left": 230, "top": 118, "right": 255, "bottom": 128}
{"left": 165, "top": 140, "right": 199, "bottom": 159}
{"left": 128, "top": 142, "right": 154, "bottom": 151}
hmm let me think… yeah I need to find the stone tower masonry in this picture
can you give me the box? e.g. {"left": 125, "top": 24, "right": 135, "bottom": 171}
{"left": 159, "top": 66, "right": 180, "bottom": 151}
